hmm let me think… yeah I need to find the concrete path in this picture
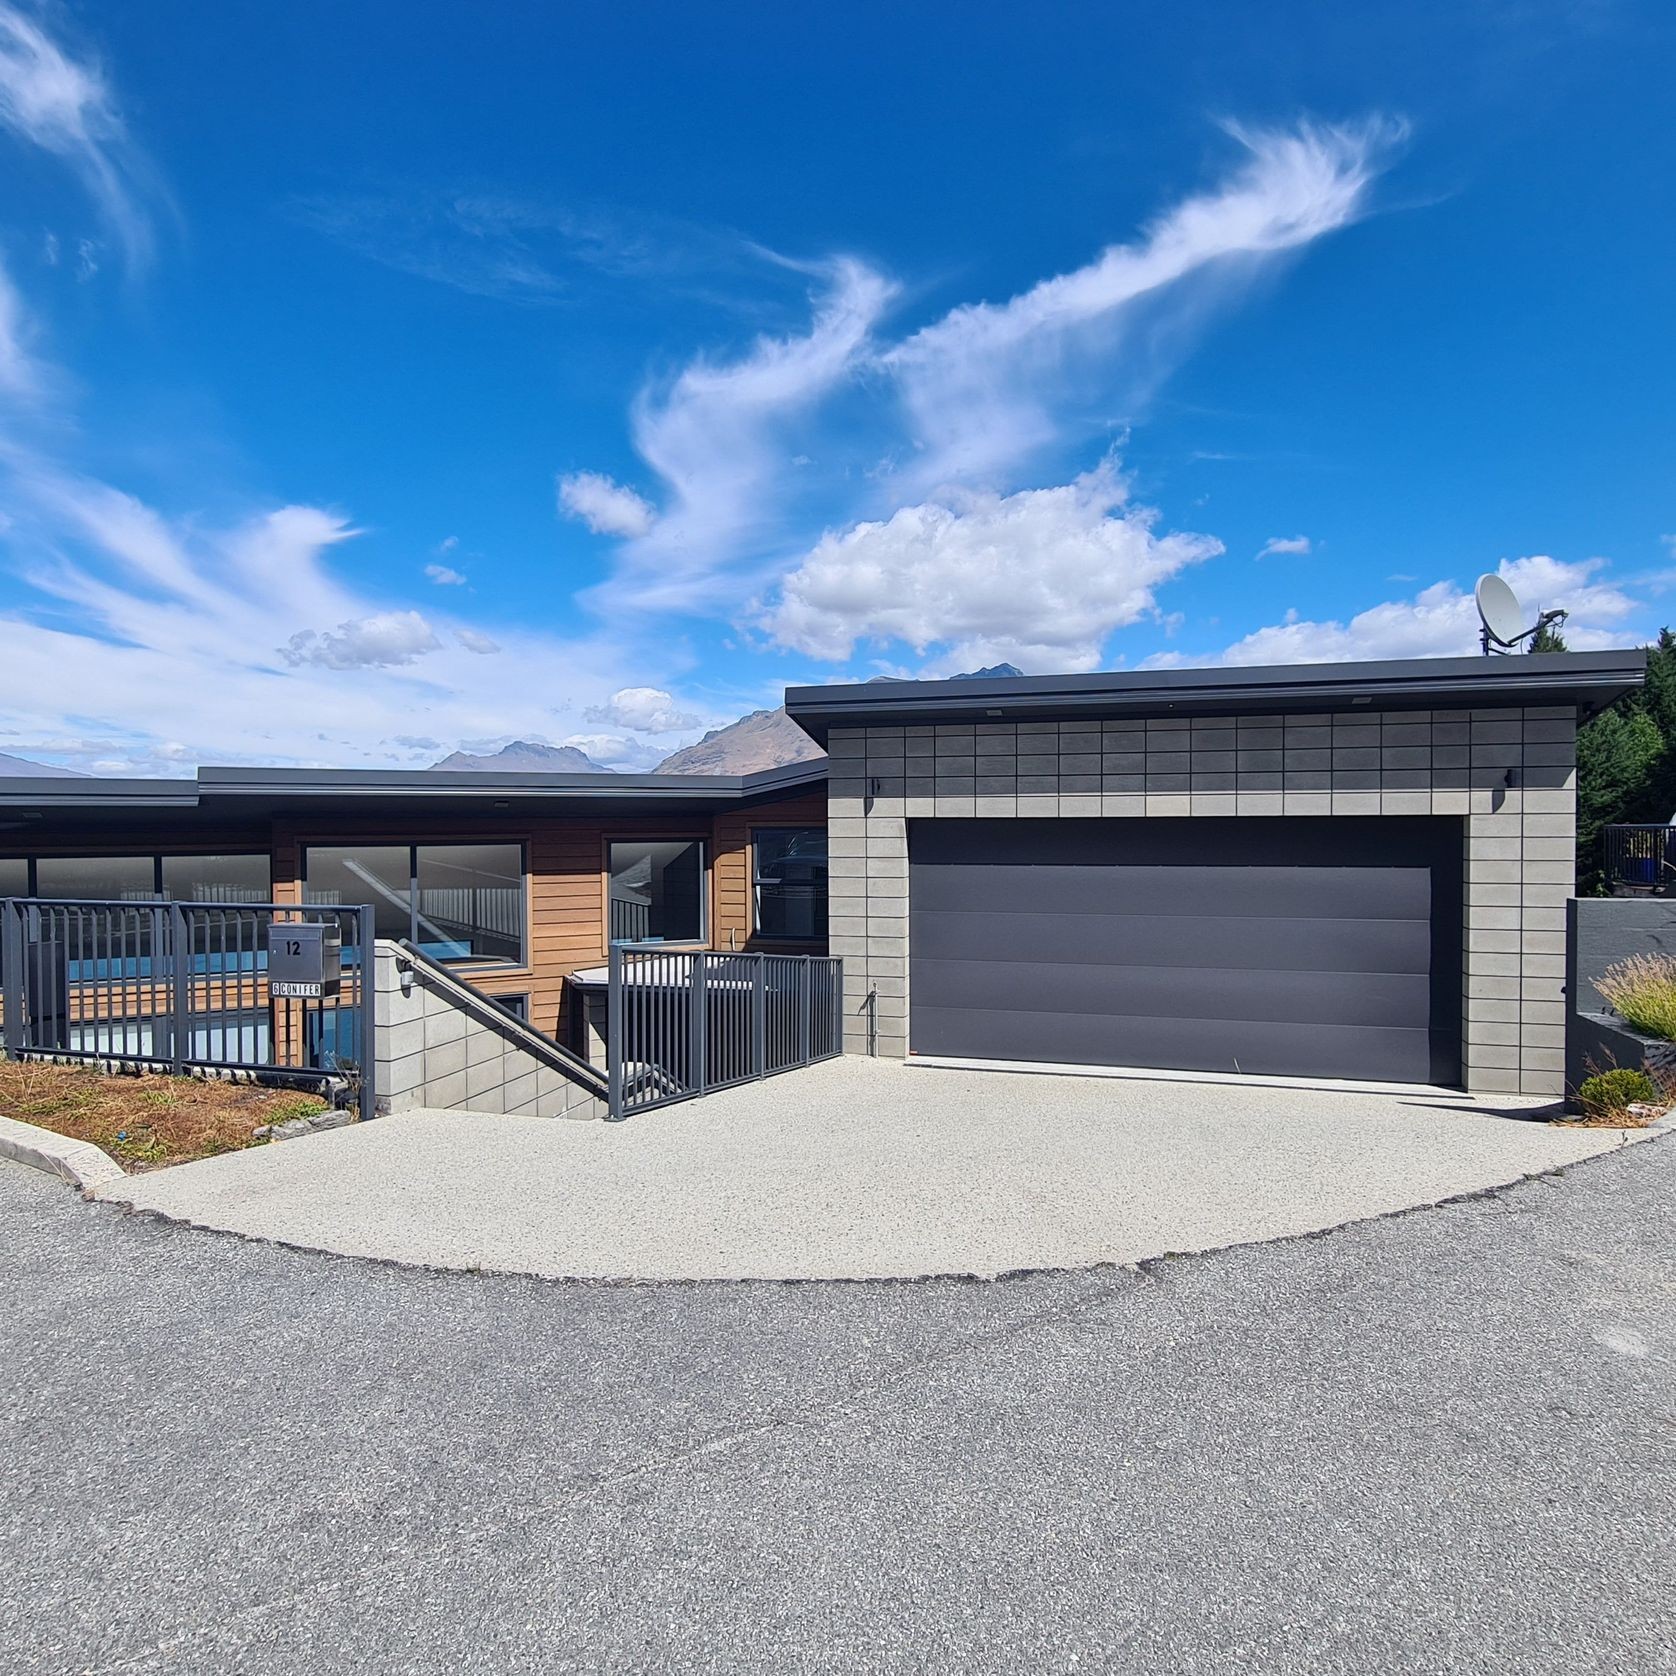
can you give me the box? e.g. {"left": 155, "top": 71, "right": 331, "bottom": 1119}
{"left": 5, "top": 1137, "right": 1673, "bottom": 1674}
{"left": 95, "top": 1059, "right": 1654, "bottom": 1280}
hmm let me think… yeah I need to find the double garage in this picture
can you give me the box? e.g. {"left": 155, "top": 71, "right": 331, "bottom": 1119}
{"left": 907, "top": 816, "right": 1462, "bottom": 1086}
{"left": 790, "top": 652, "right": 1648, "bottom": 1099}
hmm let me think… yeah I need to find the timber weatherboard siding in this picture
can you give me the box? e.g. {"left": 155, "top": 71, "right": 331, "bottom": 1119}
{"left": 5, "top": 783, "right": 828, "bottom": 1046}
{"left": 827, "top": 707, "right": 1575, "bottom": 1097}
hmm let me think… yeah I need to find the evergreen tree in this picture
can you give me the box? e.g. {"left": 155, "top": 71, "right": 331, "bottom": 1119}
{"left": 1529, "top": 619, "right": 1569, "bottom": 652}
{"left": 1574, "top": 629, "right": 1676, "bottom": 891}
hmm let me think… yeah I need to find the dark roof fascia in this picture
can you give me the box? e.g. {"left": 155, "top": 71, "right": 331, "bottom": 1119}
{"left": 0, "top": 758, "right": 831, "bottom": 817}
{"left": 0, "top": 777, "right": 199, "bottom": 810}
{"left": 783, "top": 651, "right": 1648, "bottom": 743}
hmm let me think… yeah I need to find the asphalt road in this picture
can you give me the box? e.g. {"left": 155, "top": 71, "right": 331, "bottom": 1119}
{"left": 3, "top": 1140, "right": 1672, "bottom": 1676}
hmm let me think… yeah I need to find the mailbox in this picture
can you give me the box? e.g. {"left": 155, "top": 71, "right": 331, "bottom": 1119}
{"left": 267, "top": 921, "right": 341, "bottom": 999}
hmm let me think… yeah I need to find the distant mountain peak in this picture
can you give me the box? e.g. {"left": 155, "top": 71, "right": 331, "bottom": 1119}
{"left": 654, "top": 708, "right": 824, "bottom": 776}
{"left": 952, "top": 662, "right": 1024, "bottom": 680}
{"left": 0, "top": 751, "right": 87, "bottom": 778}
{"left": 431, "top": 738, "right": 615, "bottom": 774}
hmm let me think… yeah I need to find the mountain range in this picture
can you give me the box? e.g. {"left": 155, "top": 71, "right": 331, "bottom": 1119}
{"left": 0, "top": 752, "right": 86, "bottom": 778}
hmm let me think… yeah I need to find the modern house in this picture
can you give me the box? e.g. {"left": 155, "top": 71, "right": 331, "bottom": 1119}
{"left": 0, "top": 761, "right": 827, "bottom": 1053}
{"left": 0, "top": 648, "right": 1646, "bottom": 1099}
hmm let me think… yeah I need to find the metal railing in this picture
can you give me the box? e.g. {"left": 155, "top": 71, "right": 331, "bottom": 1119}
{"left": 0, "top": 897, "right": 375, "bottom": 1123}
{"left": 606, "top": 945, "right": 843, "bottom": 1118}
{"left": 1603, "top": 825, "right": 1676, "bottom": 895}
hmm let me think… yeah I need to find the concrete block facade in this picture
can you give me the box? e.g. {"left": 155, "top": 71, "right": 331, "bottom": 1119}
{"left": 827, "top": 706, "right": 1576, "bottom": 1097}
{"left": 373, "top": 943, "right": 606, "bottom": 1121}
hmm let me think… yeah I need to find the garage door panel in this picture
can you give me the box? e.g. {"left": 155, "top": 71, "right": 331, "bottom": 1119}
{"left": 913, "top": 955, "right": 1433, "bottom": 1030}
{"left": 912, "top": 1003, "right": 1438, "bottom": 1083}
{"left": 907, "top": 816, "right": 1462, "bottom": 1087}
{"left": 911, "top": 908, "right": 1433, "bottom": 975}
{"left": 911, "top": 863, "right": 1435, "bottom": 923}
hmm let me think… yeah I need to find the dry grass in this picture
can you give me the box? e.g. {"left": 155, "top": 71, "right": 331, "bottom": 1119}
{"left": 1595, "top": 954, "right": 1676, "bottom": 1041}
{"left": 0, "top": 1057, "right": 327, "bottom": 1171}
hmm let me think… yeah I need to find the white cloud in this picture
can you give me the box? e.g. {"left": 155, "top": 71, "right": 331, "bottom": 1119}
{"left": 1192, "top": 555, "right": 1642, "bottom": 666}
{"left": 0, "top": 256, "right": 41, "bottom": 397}
{"left": 583, "top": 686, "right": 699, "bottom": 733}
{"left": 761, "top": 463, "right": 1221, "bottom": 672}
{"left": 582, "top": 257, "right": 895, "bottom": 614}
{"left": 282, "top": 609, "right": 442, "bottom": 671}
{"left": 566, "top": 120, "right": 1398, "bottom": 626}
{"left": 884, "top": 119, "right": 1402, "bottom": 487}
{"left": 425, "top": 562, "right": 466, "bottom": 585}
{"left": 456, "top": 627, "right": 500, "bottom": 655}
{"left": 557, "top": 469, "right": 655, "bottom": 538}
{"left": 0, "top": 3, "right": 156, "bottom": 269}
{"left": 1257, "top": 534, "right": 1311, "bottom": 558}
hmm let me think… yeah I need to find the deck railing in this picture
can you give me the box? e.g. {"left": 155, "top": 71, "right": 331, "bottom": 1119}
{"left": 1602, "top": 825, "right": 1676, "bottom": 895}
{"left": 606, "top": 945, "right": 843, "bottom": 1118}
{"left": 0, "top": 897, "right": 375, "bottom": 1122}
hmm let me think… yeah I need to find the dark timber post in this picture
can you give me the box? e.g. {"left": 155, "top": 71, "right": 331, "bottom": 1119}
{"left": 357, "top": 906, "right": 376, "bottom": 1125}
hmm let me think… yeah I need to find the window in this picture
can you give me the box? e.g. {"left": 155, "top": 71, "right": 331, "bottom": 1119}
{"left": 303, "top": 843, "right": 526, "bottom": 964}
{"left": 753, "top": 828, "right": 828, "bottom": 941}
{"left": 0, "top": 857, "right": 26, "bottom": 898}
{"left": 34, "top": 855, "right": 160, "bottom": 901}
{"left": 608, "top": 840, "right": 704, "bottom": 943}
{"left": 416, "top": 844, "right": 523, "bottom": 963}
{"left": 162, "top": 853, "right": 272, "bottom": 904}
{"left": 494, "top": 993, "right": 529, "bottom": 1023}
{"left": 302, "top": 846, "right": 413, "bottom": 942}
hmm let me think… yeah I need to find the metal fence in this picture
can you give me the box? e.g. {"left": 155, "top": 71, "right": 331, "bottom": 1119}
{"left": 1602, "top": 825, "right": 1676, "bottom": 895}
{"left": 0, "top": 897, "right": 375, "bottom": 1123}
{"left": 606, "top": 945, "right": 843, "bottom": 1118}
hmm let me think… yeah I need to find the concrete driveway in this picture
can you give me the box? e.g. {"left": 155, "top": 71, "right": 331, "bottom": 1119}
{"left": 93, "top": 1058, "right": 1656, "bottom": 1281}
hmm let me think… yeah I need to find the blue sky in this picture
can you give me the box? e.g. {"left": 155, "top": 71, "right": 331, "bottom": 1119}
{"left": 0, "top": 0, "right": 1670, "bottom": 774}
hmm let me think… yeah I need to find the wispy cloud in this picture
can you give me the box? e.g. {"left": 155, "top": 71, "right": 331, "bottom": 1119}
{"left": 425, "top": 562, "right": 466, "bottom": 585}
{"left": 1257, "top": 534, "right": 1312, "bottom": 558}
{"left": 0, "top": 2, "right": 158, "bottom": 270}
{"left": 883, "top": 119, "right": 1403, "bottom": 488}
{"left": 584, "top": 256, "right": 894, "bottom": 614}
{"left": 567, "top": 118, "right": 1403, "bottom": 657}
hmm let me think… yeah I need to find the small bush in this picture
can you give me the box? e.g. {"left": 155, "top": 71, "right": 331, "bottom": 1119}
{"left": 1594, "top": 954, "right": 1676, "bottom": 1041}
{"left": 1576, "top": 1067, "right": 1658, "bottom": 1118}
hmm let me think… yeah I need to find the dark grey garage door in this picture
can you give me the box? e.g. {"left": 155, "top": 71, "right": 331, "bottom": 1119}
{"left": 909, "top": 817, "right": 1462, "bottom": 1086}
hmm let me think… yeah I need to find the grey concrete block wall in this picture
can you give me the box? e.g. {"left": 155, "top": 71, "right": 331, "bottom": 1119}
{"left": 373, "top": 943, "right": 606, "bottom": 1121}
{"left": 828, "top": 706, "right": 1576, "bottom": 1097}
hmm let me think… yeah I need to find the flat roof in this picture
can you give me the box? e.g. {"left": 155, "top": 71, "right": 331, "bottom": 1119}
{"left": 0, "top": 757, "right": 827, "bottom": 833}
{"left": 784, "top": 651, "right": 1647, "bottom": 743}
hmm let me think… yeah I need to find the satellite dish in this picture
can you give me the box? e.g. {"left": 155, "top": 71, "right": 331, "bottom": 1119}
{"left": 1474, "top": 572, "right": 1568, "bottom": 655}
{"left": 1476, "top": 574, "right": 1525, "bottom": 646}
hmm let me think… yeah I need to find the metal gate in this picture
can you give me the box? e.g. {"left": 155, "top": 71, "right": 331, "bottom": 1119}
{"left": 0, "top": 898, "right": 376, "bottom": 1123}
{"left": 607, "top": 945, "right": 843, "bottom": 1117}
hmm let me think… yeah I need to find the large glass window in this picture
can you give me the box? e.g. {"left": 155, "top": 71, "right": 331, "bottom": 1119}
{"left": 415, "top": 844, "right": 523, "bottom": 963}
{"left": 34, "top": 855, "right": 160, "bottom": 901}
{"left": 753, "top": 828, "right": 828, "bottom": 941}
{"left": 162, "top": 853, "right": 272, "bottom": 904}
{"left": 0, "top": 857, "right": 26, "bottom": 897}
{"left": 608, "top": 840, "right": 704, "bottom": 944}
{"left": 302, "top": 846, "right": 415, "bottom": 943}
{"left": 303, "top": 843, "right": 525, "bottom": 963}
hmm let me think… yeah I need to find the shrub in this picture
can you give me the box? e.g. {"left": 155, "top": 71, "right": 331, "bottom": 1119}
{"left": 1594, "top": 954, "right": 1676, "bottom": 1040}
{"left": 1576, "top": 1067, "right": 1658, "bottom": 1118}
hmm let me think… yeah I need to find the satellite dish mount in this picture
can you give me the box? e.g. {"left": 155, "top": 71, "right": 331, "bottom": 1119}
{"left": 1475, "top": 573, "right": 1567, "bottom": 656}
